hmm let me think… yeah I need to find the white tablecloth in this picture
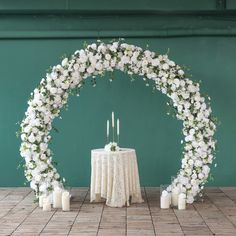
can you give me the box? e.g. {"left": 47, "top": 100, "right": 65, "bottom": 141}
{"left": 90, "top": 148, "right": 143, "bottom": 207}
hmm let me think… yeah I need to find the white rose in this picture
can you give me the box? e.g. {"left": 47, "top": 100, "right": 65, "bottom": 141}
{"left": 40, "top": 154, "right": 47, "bottom": 160}
{"left": 192, "top": 173, "right": 197, "bottom": 179}
{"left": 34, "top": 175, "right": 41, "bottom": 182}
{"left": 90, "top": 43, "right": 97, "bottom": 50}
{"left": 202, "top": 165, "right": 210, "bottom": 175}
{"left": 50, "top": 87, "right": 57, "bottom": 94}
{"left": 162, "top": 63, "right": 169, "bottom": 70}
{"left": 173, "top": 78, "right": 180, "bottom": 88}
{"left": 152, "top": 58, "right": 160, "bottom": 66}
{"left": 21, "top": 133, "right": 26, "bottom": 141}
{"left": 198, "top": 173, "right": 204, "bottom": 179}
{"left": 182, "top": 92, "right": 190, "bottom": 99}
{"left": 61, "top": 58, "right": 68, "bottom": 67}
{"left": 178, "top": 70, "right": 184, "bottom": 76}
{"left": 39, "top": 183, "right": 47, "bottom": 192}
{"left": 40, "top": 143, "right": 47, "bottom": 152}
{"left": 30, "top": 181, "right": 37, "bottom": 191}
{"left": 195, "top": 160, "right": 203, "bottom": 167}
{"left": 35, "top": 135, "right": 41, "bottom": 143}
{"left": 87, "top": 66, "right": 95, "bottom": 74}
{"left": 188, "top": 84, "right": 196, "bottom": 93}
{"left": 186, "top": 195, "right": 194, "bottom": 204}
{"left": 105, "top": 54, "right": 111, "bottom": 61}
{"left": 28, "top": 134, "right": 35, "bottom": 143}
{"left": 61, "top": 81, "right": 70, "bottom": 90}
{"left": 95, "top": 63, "right": 103, "bottom": 71}
{"left": 188, "top": 159, "right": 194, "bottom": 165}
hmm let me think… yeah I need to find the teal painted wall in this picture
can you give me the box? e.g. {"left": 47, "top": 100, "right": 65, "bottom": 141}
{"left": 0, "top": 0, "right": 236, "bottom": 187}
{"left": 0, "top": 37, "right": 235, "bottom": 187}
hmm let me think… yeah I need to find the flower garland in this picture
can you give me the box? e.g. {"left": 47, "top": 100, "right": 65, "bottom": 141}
{"left": 19, "top": 40, "right": 216, "bottom": 203}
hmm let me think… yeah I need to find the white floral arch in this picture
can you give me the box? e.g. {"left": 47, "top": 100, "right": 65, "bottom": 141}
{"left": 20, "top": 40, "right": 216, "bottom": 203}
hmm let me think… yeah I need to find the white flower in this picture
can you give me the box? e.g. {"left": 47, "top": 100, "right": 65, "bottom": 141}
{"left": 105, "top": 54, "right": 111, "bottom": 61}
{"left": 87, "top": 66, "right": 95, "bottom": 74}
{"left": 30, "top": 181, "right": 37, "bottom": 191}
{"left": 39, "top": 183, "right": 47, "bottom": 192}
{"left": 195, "top": 160, "right": 203, "bottom": 167}
{"left": 152, "top": 58, "right": 160, "bottom": 66}
{"left": 178, "top": 70, "right": 184, "bottom": 76}
{"left": 61, "top": 81, "right": 70, "bottom": 90}
{"left": 28, "top": 133, "right": 35, "bottom": 143}
{"left": 198, "top": 173, "right": 204, "bottom": 179}
{"left": 168, "top": 60, "right": 175, "bottom": 67}
{"left": 21, "top": 133, "right": 26, "bottom": 141}
{"left": 162, "top": 63, "right": 169, "bottom": 70}
{"left": 50, "top": 87, "right": 57, "bottom": 94}
{"left": 62, "top": 58, "right": 68, "bottom": 67}
{"left": 40, "top": 143, "right": 47, "bottom": 152}
{"left": 188, "top": 84, "right": 197, "bottom": 93}
{"left": 35, "top": 175, "right": 41, "bottom": 182}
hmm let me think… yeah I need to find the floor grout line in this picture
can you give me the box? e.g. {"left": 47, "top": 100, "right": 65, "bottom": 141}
{"left": 125, "top": 200, "right": 127, "bottom": 236}
{"left": 172, "top": 204, "right": 185, "bottom": 236}
{"left": 10, "top": 204, "right": 38, "bottom": 236}
{"left": 0, "top": 189, "right": 33, "bottom": 220}
{"left": 0, "top": 189, "right": 13, "bottom": 201}
{"left": 192, "top": 202, "right": 215, "bottom": 236}
{"left": 206, "top": 188, "right": 236, "bottom": 228}
{"left": 38, "top": 208, "right": 58, "bottom": 235}
{"left": 66, "top": 188, "right": 89, "bottom": 236}
{"left": 144, "top": 187, "right": 157, "bottom": 236}
{"left": 96, "top": 199, "right": 105, "bottom": 236}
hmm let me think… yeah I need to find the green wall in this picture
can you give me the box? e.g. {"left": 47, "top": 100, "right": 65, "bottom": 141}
{"left": 0, "top": 0, "right": 236, "bottom": 187}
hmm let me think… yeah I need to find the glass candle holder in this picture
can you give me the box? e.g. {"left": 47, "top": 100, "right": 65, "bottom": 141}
{"left": 195, "top": 189, "right": 205, "bottom": 203}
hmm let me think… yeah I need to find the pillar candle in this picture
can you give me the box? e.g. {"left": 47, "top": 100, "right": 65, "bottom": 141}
{"left": 62, "top": 191, "right": 71, "bottom": 211}
{"left": 39, "top": 195, "right": 45, "bottom": 208}
{"left": 160, "top": 190, "right": 170, "bottom": 209}
{"left": 53, "top": 188, "right": 62, "bottom": 208}
{"left": 178, "top": 193, "right": 186, "bottom": 210}
{"left": 117, "top": 119, "right": 119, "bottom": 136}
{"left": 107, "top": 120, "right": 109, "bottom": 137}
{"left": 112, "top": 112, "right": 114, "bottom": 127}
{"left": 43, "top": 197, "right": 51, "bottom": 211}
{"left": 171, "top": 187, "right": 179, "bottom": 207}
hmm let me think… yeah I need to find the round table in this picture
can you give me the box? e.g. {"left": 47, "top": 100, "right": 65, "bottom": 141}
{"left": 90, "top": 148, "right": 143, "bottom": 207}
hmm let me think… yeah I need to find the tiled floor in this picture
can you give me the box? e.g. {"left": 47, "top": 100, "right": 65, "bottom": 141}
{"left": 0, "top": 187, "right": 236, "bottom": 235}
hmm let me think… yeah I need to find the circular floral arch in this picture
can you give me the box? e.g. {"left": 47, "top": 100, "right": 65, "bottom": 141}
{"left": 20, "top": 40, "right": 216, "bottom": 203}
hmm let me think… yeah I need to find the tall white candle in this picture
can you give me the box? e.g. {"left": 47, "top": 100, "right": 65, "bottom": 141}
{"left": 53, "top": 188, "right": 62, "bottom": 208}
{"left": 160, "top": 190, "right": 170, "bottom": 209}
{"left": 171, "top": 187, "right": 179, "bottom": 207}
{"left": 43, "top": 197, "right": 51, "bottom": 211}
{"left": 178, "top": 193, "right": 186, "bottom": 210}
{"left": 117, "top": 119, "right": 120, "bottom": 136}
{"left": 107, "top": 120, "right": 109, "bottom": 137}
{"left": 62, "top": 191, "right": 71, "bottom": 211}
{"left": 112, "top": 112, "right": 114, "bottom": 127}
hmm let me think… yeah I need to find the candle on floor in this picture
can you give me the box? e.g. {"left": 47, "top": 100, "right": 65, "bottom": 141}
{"left": 43, "top": 197, "right": 51, "bottom": 211}
{"left": 53, "top": 188, "right": 62, "bottom": 208}
{"left": 160, "top": 190, "right": 170, "bottom": 209}
{"left": 171, "top": 187, "right": 179, "bottom": 207}
{"left": 62, "top": 191, "right": 71, "bottom": 211}
{"left": 39, "top": 195, "right": 45, "bottom": 208}
{"left": 178, "top": 193, "right": 186, "bottom": 210}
